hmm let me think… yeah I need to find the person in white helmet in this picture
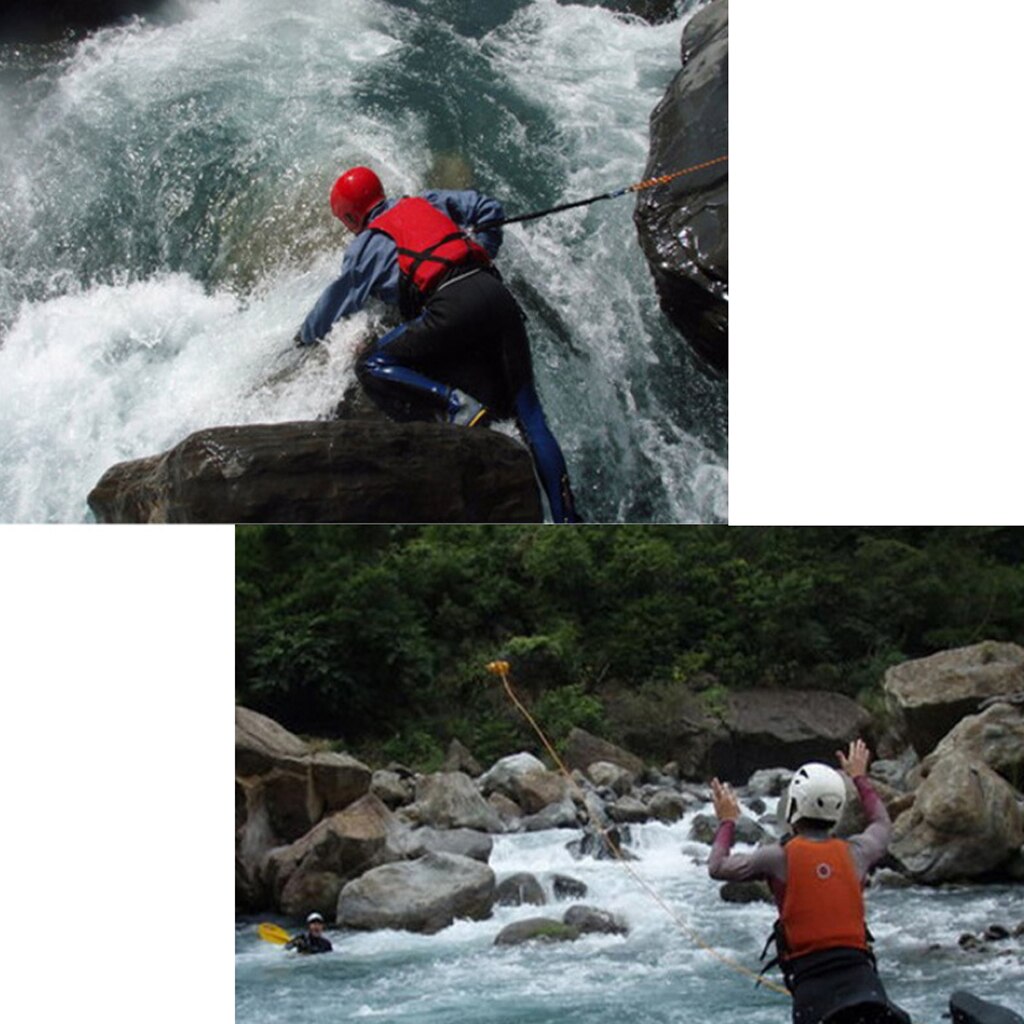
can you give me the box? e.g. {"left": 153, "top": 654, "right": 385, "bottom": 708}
{"left": 284, "top": 912, "right": 333, "bottom": 955}
{"left": 707, "top": 739, "right": 910, "bottom": 1024}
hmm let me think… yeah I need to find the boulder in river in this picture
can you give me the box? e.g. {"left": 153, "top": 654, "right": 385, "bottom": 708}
{"left": 920, "top": 698, "right": 1024, "bottom": 786}
{"left": 521, "top": 796, "right": 580, "bottom": 831}
{"left": 392, "top": 826, "right": 493, "bottom": 864}
{"left": 882, "top": 642, "right": 1024, "bottom": 757}
{"left": 609, "top": 796, "right": 651, "bottom": 824}
{"left": 262, "top": 794, "right": 399, "bottom": 920}
{"left": 495, "top": 872, "right": 547, "bottom": 907}
{"left": 720, "top": 880, "right": 772, "bottom": 904}
{"left": 889, "top": 752, "right": 1024, "bottom": 883}
{"left": 647, "top": 789, "right": 691, "bottom": 823}
{"left": 633, "top": 0, "right": 728, "bottom": 374}
{"left": 709, "top": 689, "right": 871, "bottom": 783}
{"left": 410, "top": 771, "right": 505, "bottom": 833}
{"left": 480, "top": 752, "right": 547, "bottom": 796}
{"left": 337, "top": 852, "right": 496, "bottom": 934}
{"left": 88, "top": 420, "right": 543, "bottom": 523}
{"left": 552, "top": 874, "right": 589, "bottom": 900}
{"left": 564, "top": 729, "right": 644, "bottom": 776}
{"left": 562, "top": 904, "right": 629, "bottom": 936}
{"left": 494, "top": 917, "right": 580, "bottom": 946}
{"left": 586, "top": 760, "right": 636, "bottom": 796}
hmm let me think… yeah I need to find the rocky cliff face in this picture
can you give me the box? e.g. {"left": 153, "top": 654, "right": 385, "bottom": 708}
{"left": 634, "top": 0, "right": 728, "bottom": 374}
{"left": 87, "top": 420, "right": 543, "bottom": 524}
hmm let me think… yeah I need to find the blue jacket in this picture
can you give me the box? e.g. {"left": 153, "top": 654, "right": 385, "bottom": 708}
{"left": 300, "top": 189, "right": 505, "bottom": 344}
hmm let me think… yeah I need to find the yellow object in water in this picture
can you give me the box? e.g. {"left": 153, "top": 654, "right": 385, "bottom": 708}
{"left": 258, "top": 922, "right": 293, "bottom": 945}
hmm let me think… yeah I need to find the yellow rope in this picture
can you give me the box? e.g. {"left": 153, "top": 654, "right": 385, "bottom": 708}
{"left": 627, "top": 154, "right": 729, "bottom": 193}
{"left": 485, "top": 661, "right": 791, "bottom": 998}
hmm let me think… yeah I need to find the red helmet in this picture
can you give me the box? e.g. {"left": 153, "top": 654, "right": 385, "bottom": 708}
{"left": 329, "top": 166, "right": 385, "bottom": 232}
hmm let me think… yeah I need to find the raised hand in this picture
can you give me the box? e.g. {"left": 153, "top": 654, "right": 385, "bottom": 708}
{"left": 837, "top": 738, "right": 871, "bottom": 778}
{"left": 710, "top": 777, "right": 741, "bottom": 822}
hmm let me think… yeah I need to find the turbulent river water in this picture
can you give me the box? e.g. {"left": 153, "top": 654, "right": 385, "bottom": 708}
{"left": 0, "top": 0, "right": 727, "bottom": 523}
{"left": 235, "top": 810, "right": 1024, "bottom": 1024}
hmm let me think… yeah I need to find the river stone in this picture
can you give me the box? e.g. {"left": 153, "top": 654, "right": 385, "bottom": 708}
{"left": 479, "top": 752, "right": 547, "bottom": 798}
{"left": 442, "top": 738, "right": 482, "bottom": 777}
{"left": 633, "top": 0, "right": 728, "bottom": 373}
{"left": 563, "top": 904, "right": 628, "bottom": 935}
{"left": 521, "top": 796, "right": 580, "bottom": 831}
{"left": 564, "top": 728, "right": 644, "bottom": 776}
{"left": 587, "top": 761, "right": 635, "bottom": 796}
{"left": 494, "top": 917, "right": 580, "bottom": 946}
{"left": 566, "top": 825, "right": 638, "bottom": 861}
{"left": 412, "top": 771, "right": 504, "bottom": 833}
{"left": 710, "top": 690, "right": 871, "bottom": 783}
{"left": 890, "top": 752, "right": 1024, "bottom": 883}
{"left": 720, "top": 881, "right": 772, "bottom": 904}
{"left": 309, "top": 751, "right": 373, "bottom": 816}
{"left": 512, "top": 769, "right": 572, "bottom": 815}
{"left": 337, "top": 852, "right": 496, "bottom": 934}
{"left": 921, "top": 701, "right": 1024, "bottom": 786}
{"left": 395, "top": 827, "right": 493, "bottom": 863}
{"left": 552, "top": 874, "right": 588, "bottom": 900}
{"left": 371, "top": 770, "right": 414, "bottom": 809}
{"left": 746, "top": 768, "right": 794, "bottom": 798}
{"left": 263, "top": 794, "right": 399, "bottom": 914}
{"left": 609, "top": 796, "right": 650, "bottom": 824}
{"left": 648, "top": 790, "right": 690, "bottom": 823}
{"left": 688, "top": 813, "right": 718, "bottom": 844}
{"left": 87, "top": 420, "right": 543, "bottom": 523}
{"left": 235, "top": 705, "right": 309, "bottom": 777}
{"left": 495, "top": 872, "right": 546, "bottom": 907}
{"left": 487, "top": 792, "right": 525, "bottom": 827}
{"left": 883, "top": 642, "right": 1024, "bottom": 757}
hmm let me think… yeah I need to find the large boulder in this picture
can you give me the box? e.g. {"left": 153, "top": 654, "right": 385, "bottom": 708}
{"left": 511, "top": 770, "right": 573, "bottom": 815}
{"left": 586, "top": 761, "right": 636, "bottom": 796}
{"left": 261, "top": 794, "right": 399, "bottom": 919}
{"left": 564, "top": 729, "right": 644, "bottom": 776}
{"left": 392, "top": 827, "right": 493, "bottom": 864}
{"left": 921, "top": 699, "right": 1024, "bottom": 786}
{"left": 494, "top": 918, "right": 580, "bottom": 946}
{"left": 889, "top": 753, "right": 1024, "bottom": 883}
{"left": 235, "top": 706, "right": 309, "bottom": 777}
{"left": 479, "top": 753, "right": 547, "bottom": 797}
{"left": 709, "top": 689, "right": 871, "bottom": 783}
{"left": 633, "top": 0, "right": 728, "bottom": 374}
{"left": 562, "top": 904, "right": 629, "bottom": 935}
{"left": 337, "top": 852, "right": 496, "bottom": 934}
{"left": 87, "top": 420, "right": 543, "bottom": 523}
{"left": 884, "top": 644, "right": 1024, "bottom": 757}
{"left": 370, "top": 769, "right": 414, "bottom": 809}
{"left": 410, "top": 772, "right": 504, "bottom": 833}
{"left": 495, "top": 872, "right": 547, "bottom": 907}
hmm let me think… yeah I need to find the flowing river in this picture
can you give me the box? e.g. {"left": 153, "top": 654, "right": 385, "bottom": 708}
{"left": 0, "top": 0, "right": 727, "bottom": 523}
{"left": 235, "top": 813, "right": 1024, "bottom": 1023}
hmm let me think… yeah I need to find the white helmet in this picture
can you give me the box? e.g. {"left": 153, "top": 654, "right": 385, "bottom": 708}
{"left": 307, "top": 912, "right": 324, "bottom": 924}
{"left": 785, "top": 762, "right": 846, "bottom": 826}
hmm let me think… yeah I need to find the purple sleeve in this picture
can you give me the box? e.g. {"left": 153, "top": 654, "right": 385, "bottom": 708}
{"left": 707, "top": 820, "right": 787, "bottom": 882}
{"left": 846, "top": 776, "right": 892, "bottom": 878}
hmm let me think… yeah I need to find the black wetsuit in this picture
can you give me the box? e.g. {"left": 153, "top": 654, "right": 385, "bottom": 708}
{"left": 285, "top": 932, "right": 332, "bottom": 955}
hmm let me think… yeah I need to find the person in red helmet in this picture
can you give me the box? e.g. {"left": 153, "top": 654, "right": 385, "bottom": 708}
{"left": 297, "top": 166, "right": 581, "bottom": 524}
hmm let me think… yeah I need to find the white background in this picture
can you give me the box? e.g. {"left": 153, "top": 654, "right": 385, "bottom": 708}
{"left": 730, "top": 1, "right": 1024, "bottom": 524}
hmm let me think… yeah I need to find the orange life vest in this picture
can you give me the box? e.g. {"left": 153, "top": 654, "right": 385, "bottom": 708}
{"left": 779, "top": 837, "right": 869, "bottom": 960}
{"left": 367, "top": 197, "right": 491, "bottom": 317}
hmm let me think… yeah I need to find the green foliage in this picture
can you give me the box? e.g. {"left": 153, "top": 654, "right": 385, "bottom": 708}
{"left": 235, "top": 526, "right": 1024, "bottom": 761}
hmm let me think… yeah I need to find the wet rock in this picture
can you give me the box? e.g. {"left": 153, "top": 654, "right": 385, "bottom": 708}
{"left": 648, "top": 790, "right": 691, "bottom": 823}
{"left": 487, "top": 792, "right": 525, "bottom": 828}
{"left": 710, "top": 691, "right": 871, "bottom": 783}
{"left": 393, "top": 826, "right": 493, "bottom": 864}
{"left": 890, "top": 752, "right": 1024, "bottom": 883}
{"left": 566, "top": 825, "right": 638, "bottom": 861}
{"left": 982, "top": 924, "right": 1011, "bottom": 942}
{"left": 410, "top": 772, "right": 505, "bottom": 833}
{"left": 442, "top": 738, "right": 483, "bottom": 777}
{"left": 563, "top": 904, "right": 629, "bottom": 935}
{"left": 688, "top": 813, "right": 718, "bottom": 844}
{"left": 337, "top": 852, "right": 495, "bottom": 934}
{"left": 552, "top": 874, "right": 588, "bottom": 900}
{"left": 88, "top": 420, "right": 543, "bottom": 524}
{"left": 634, "top": 0, "right": 728, "bottom": 373}
{"left": 882, "top": 642, "right": 1024, "bottom": 757}
{"left": 262, "top": 794, "right": 399, "bottom": 920}
{"left": 609, "top": 796, "right": 651, "bottom": 824}
{"left": 720, "top": 880, "right": 772, "bottom": 904}
{"left": 921, "top": 700, "right": 1024, "bottom": 786}
{"left": 587, "top": 761, "right": 636, "bottom": 796}
{"left": 521, "top": 797, "right": 580, "bottom": 831}
{"left": 745, "top": 797, "right": 767, "bottom": 815}
{"left": 746, "top": 768, "right": 794, "bottom": 798}
{"left": 494, "top": 917, "right": 579, "bottom": 946}
{"left": 564, "top": 729, "right": 644, "bottom": 776}
{"left": 495, "top": 872, "right": 547, "bottom": 907}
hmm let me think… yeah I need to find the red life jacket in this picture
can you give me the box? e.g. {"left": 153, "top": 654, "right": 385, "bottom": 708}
{"left": 779, "top": 837, "right": 869, "bottom": 960}
{"left": 367, "top": 197, "right": 491, "bottom": 317}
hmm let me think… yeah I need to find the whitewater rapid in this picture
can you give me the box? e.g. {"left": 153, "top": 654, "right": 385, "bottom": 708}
{"left": 0, "top": 0, "right": 726, "bottom": 523}
{"left": 235, "top": 806, "right": 1024, "bottom": 1024}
